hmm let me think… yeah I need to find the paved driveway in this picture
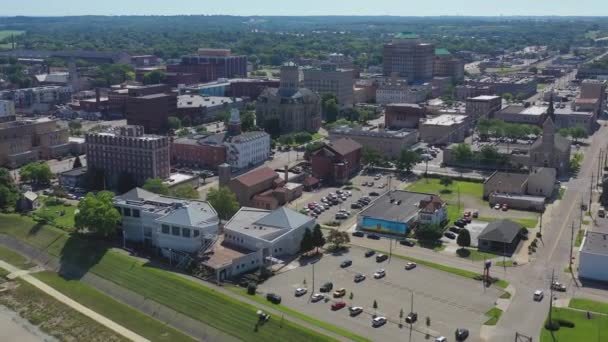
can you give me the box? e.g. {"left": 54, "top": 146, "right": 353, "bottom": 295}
{"left": 258, "top": 246, "right": 501, "bottom": 342}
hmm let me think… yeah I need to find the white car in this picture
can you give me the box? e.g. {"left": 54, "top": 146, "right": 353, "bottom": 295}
{"left": 372, "top": 316, "right": 387, "bottom": 327}
{"left": 494, "top": 203, "right": 501, "bottom": 210}
{"left": 435, "top": 337, "right": 447, "bottom": 342}
{"left": 311, "top": 293, "right": 324, "bottom": 302}
{"left": 373, "top": 269, "right": 386, "bottom": 279}
{"left": 349, "top": 306, "right": 363, "bottom": 316}
{"left": 533, "top": 290, "right": 544, "bottom": 301}
{"left": 295, "top": 288, "right": 307, "bottom": 296}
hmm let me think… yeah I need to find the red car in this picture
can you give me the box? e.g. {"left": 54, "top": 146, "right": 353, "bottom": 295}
{"left": 502, "top": 204, "right": 508, "bottom": 211}
{"left": 331, "top": 301, "right": 346, "bottom": 310}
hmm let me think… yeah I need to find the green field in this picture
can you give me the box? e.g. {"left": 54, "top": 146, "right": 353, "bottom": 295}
{"left": 540, "top": 308, "right": 607, "bottom": 342}
{"left": 484, "top": 307, "right": 503, "bottom": 325}
{"left": 0, "top": 214, "right": 347, "bottom": 342}
{"left": 569, "top": 298, "right": 608, "bottom": 315}
{"left": 35, "top": 198, "right": 77, "bottom": 231}
{"left": 456, "top": 248, "right": 501, "bottom": 261}
{"left": 406, "top": 178, "right": 484, "bottom": 201}
{"left": 34, "top": 271, "right": 196, "bottom": 342}
{"left": 575, "top": 229, "right": 586, "bottom": 247}
{"left": 0, "top": 245, "right": 36, "bottom": 269}
{"left": 0, "top": 30, "right": 24, "bottom": 49}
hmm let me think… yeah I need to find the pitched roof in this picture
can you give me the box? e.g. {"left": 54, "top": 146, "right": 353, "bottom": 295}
{"left": 254, "top": 206, "right": 311, "bottom": 230}
{"left": 156, "top": 202, "right": 218, "bottom": 226}
{"left": 325, "top": 138, "right": 361, "bottom": 156}
{"left": 234, "top": 167, "right": 278, "bottom": 187}
{"left": 115, "top": 187, "right": 157, "bottom": 202}
{"left": 478, "top": 220, "right": 522, "bottom": 243}
{"left": 23, "top": 191, "right": 38, "bottom": 202}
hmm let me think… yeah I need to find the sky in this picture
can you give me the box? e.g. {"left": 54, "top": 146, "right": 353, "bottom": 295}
{"left": 1, "top": 0, "right": 607, "bottom": 17}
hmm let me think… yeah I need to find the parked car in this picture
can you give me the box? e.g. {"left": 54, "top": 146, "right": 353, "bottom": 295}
{"left": 295, "top": 288, "right": 307, "bottom": 297}
{"left": 266, "top": 293, "right": 282, "bottom": 304}
{"left": 454, "top": 220, "right": 466, "bottom": 228}
{"left": 373, "top": 269, "right": 386, "bottom": 279}
{"left": 331, "top": 301, "right": 346, "bottom": 310}
{"left": 551, "top": 282, "right": 567, "bottom": 292}
{"left": 364, "top": 250, "right": 375, "bottom": 257}
{"left": 494, "top": 203, "right": 501, "bottom": 210}
{"left": 444, "top": 232, "right": 456, "bottom": 239}
{"left": 405, "top": 262, "right": 417, "bottom": 270}
{"left": 455, "top": 328, "right": 470, "bottom": 341}
{"left": 374, "top": 174, "right": 382, "bottom": 180}
{"left": 311, "top": 293, "right": 324, "bottom": 302}
{"left": 435, "top": 337, "right": 447, "bottom": 342}
{"left": 399, "top": 239, "right": 416, "bottom": 247}
{"left": 406, "top": 312, "right": 418, "bottom": 324}
{"left": 369, "top": 191, "right": 380, "bottom": 196}
{"left": 349, "top": 306, "right": 364, "bottom": 316}
{"left": 335, "top": 213, "right": 348, "bottom": 220}
{"left": 340, "top": 260, "right": 353, "bottom": 268}
{"left": 351, "top": 203, "right": 362, "bottom": 209}
{"left": 367, "top": 234, "right": 380, "bottom": 240}
{"left": 449, "top": 226, "right": 462, "bottom": 234}
{"left": 354, "top": 273, "right": 366, "bottom": 283}
{"left": 372, "top": 316, "right": 387, "bottom": 327}
{"left": 502, "top": 203, "right": 508, "bottom": 211}
{"left": 320, "top": 282, "right": 333, "bottom": 292}
{"left": 333, "top": 288, "right": 346, "bottom": 298}
{"left": 376, "top": 254, "right": 388, "bottom": 262}
{"left": 352, "top": 231, "right": 365, "bottom": 237}
{"left": 533, "top": 290, "right": 544, "bottom": 301}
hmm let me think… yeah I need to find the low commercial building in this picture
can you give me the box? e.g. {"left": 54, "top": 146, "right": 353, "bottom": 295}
{"left": 329, "top": 126, "right": 418, "bottom": 159}
{"left": 465, "top": 95, "right": 502, "bottom": 121}
{"left": 376, "top": 82, "right": 431, "bottom": 105}
{"left": 0, "top": 100, "right": 15, "bottom": 119}
{"left": 483, "top": 168, "right": 556, "bottom": 211}
{"left": 176, "top": 94, "right": 243, "bottom": 124}
{"left": 477, "top": 220, "right": 522, "bottom": 256}
{"left": 203, "top": 206, "right": 315, "bottom": 280}
{"left": 0, "top": 85, "right": 72, "bottom": 113}
{"left": 356, "top": 190, "right": 447, "bottom": 237}
{"left": 385, "top": 103, "right": 427, "bottom": 129}
{"left": 310, "top": 138, "right": 362, "bottom": 185}
{"left": 58, "top": 167, "right": 88, "bottom": 190}
{"left": 468, "top": 76, "right": 537, "bottom": 99}
{"left": 114, "top": 188, "right": 219, "bottom": 257}
{"left": 455, "top": 84, "right": 496, "bottom": 101}
{"left": 433, "top": 48, "right": 464, "bottom": 82}
{"left": 575, "top": 79, "right": 607, "bottom": 116}
{"left": 579, "top": 229, "right": 608, "bottom": 282}
{"left": 554, "top": 107, "right": 596, "bottom": 133}
{"left": 419, "top": 114, "right": 468, "bottom": 145}
{"left": 495, "top": 105, "right": 547, "bottom": 126}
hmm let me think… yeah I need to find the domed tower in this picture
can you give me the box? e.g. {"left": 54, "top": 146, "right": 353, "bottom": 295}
{"left": 227, "top": 108, "right": 242, "bottom": 136}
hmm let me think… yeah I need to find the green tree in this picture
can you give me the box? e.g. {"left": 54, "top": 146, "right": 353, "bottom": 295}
{"left": 93, "top": 63, "right": 135, "bottom": 87}
{"left": 439, "top": 176, "right": 453, "bottom": 190}
{"left": 312, "top": 224, "right": 326, "bottom": 252}
{"left": 323, "top": 99, "right": 339, "bottom": 123}
{"left": 75, "top": 191, "right": 121, "bottom": 238}
{"left": 19, "top": 162, "right": 52, "bottom": 185}
{"left": 195, "top": 125, "right": 207, "bottom": 133}
{"left": 569, "top": 126, "right": 588, "bottom": 142}
{"left": 559, "top": 128, "right": 571, "bottom": 138}
{"left": 452, "top": 144, "right": 473, "bottom": 163}
{"left": 72, "top": 156, "right": 83, "bottom": 169}
{"left": 167, "top": 116, "right": 181, "bottom": 130}
{"left": 173, "top": 186, "right": 199, "bottom": 199}
{"left": 362, "top": 147, "right": 383, "bottom": 167}
{"left": 143, "top": 70, "right": 166, "bottom": 85}
{"left": 0, "top": 168, "right": 19, "bottom": 211}
{"left": 206, "top": 186, "right": 240, "bottom": 220}
{"left": 326, "top": 229, "right": 350, "bottom": 250}
{"left": 479, "top": 145, "right": 501, "bottom": 164}
{"left": 241, "top": 111, "right": 256, "bottom": 132}
{"left": 396, "top": 150, "right": 421, "bottom": 173}
{"left": 502, "top": 92, "right": 513, "bottom": 102}
{"left": 299, "top": 228, "right": 314, "bottom": 253}
{"left": 415, "top": 224, "right": 444, "bottom": 241}
{"left": 293, "top": 132, "right": 313, "bottom": 144}
{"left": 143, "top": 178, "right": 170, "bottom": 195}
{"left": 181, "top": 116, "right": 192, "bottom": 127}
{"left": 456, "top": 228, "right": 471, "bottom": 251}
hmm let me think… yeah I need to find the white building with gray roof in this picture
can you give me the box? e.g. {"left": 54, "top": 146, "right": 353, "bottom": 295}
{"left": 114, "top": 188, "right": 219, "bottom": 257}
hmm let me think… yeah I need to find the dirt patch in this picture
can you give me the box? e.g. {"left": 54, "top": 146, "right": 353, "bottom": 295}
{"left": 0, "top": 280, "right": 127, "bottom": 342}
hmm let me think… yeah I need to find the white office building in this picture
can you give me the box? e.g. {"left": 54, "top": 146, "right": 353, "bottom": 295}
{"left": 114, "top": 188, "right": 219, "bottom": 257}
{"left": 0, "top": 100, "right": 15, "bottom": 118}
{"left": 579, "top": 230, "right": 608, "bottom": 282}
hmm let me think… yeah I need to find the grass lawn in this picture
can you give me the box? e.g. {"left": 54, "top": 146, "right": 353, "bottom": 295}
{"left": 499, "top": 292, "right": 511, "bottom": 299}
{"left": 456, "top": 248, "right": 501, "bottom": 261}
{"left": 0, "top": 214, "right": 344, "bottom": 342}
{"left": 35, "top": 198, "right": 77, "bottom": 231}
{"left": 540, "top": 308, "right": 607, "bottom": 342}
{"left": 406, "top": 178, "right": 483, "bottom": 201}
{"left": 478, "top": 216, "right": 538, "bottom": 229}
{"left": 495, "top": 260, "right": 514, "bottom": 267}
{"left": 575, "top": 229, "right": 586, "bottom": 247}
{"left": 558, "top": 187, "right": 566, "bottom": 200}
{"left": 484, "top": 307, "right": 503, "bottom": 325}
{"left": 0, "top": 30, "right": 25, "bottom": 40}
{"left": 312, "top": 133, "right": 324, "bottom": 141}
{"left": 0, "top": 245, "right": 36, "bottom": 269}
{"left": 227, "top": 286, "right": 371, "bottom": 342}
{"left": 569, "top": 298, "right": 608, "bottom": 315}
{"left": 0, "top": 279, "right": 127, "bottom": 341}
{"left": 34, "top": 271, "right": 196, "bottom": 342}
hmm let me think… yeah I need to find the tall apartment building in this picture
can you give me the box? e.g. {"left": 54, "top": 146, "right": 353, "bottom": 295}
{"left": 303, "top": 64, "right": 354, "bottom": 109}
{"left": 0, "top": 117, "right": 70, "bottom": 168}
{"left": 466, "top": 95, "right": 503, "bottom": 122}
{"left": 167, "top": 48, "right": 247, "bottom": 83}
{"left": 383, "top": 32, "right": 435, "bottom": 83}
{"left": 256, "top": 62, "right": 322, "bottom": 135}
{"left": 433, "top": 49, "right": 465, "bottom": 82}
{"left": 85, "top": 125, "right": 170, "bottom": 189}
{"left": 376, "top": 75, "right": 431, "bottom": 105}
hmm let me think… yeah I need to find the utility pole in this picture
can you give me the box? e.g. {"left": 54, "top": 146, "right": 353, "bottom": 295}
{"left": 549, "top": 269, "right": 555, "bottom": 324}
{"left": 389, "top": 238, "right": 393, "bottom": 263}
{"left": 590, "top": 173, "right": 594, "bottom": 213}
{"left": 539, "top": 205, "right": 544, "bottom": 236}
{"left": 410, "top": 290, "right": 414, "bottom": 315}
{"left": 312, "top": 261, "right": 315, "bottom": 294}
{"left": 458, "top": 186, "right": 461, "bottom": 215}
{"left": 598, "top": 150, "right": 603, "bottom": 189}
{"left": 570, "top": 221, "right": 575, "bottom": 271}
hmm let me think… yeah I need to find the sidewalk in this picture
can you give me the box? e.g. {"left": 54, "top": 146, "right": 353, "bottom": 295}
{"left": 0, "top": 260, "right": 149, "bottom": 342}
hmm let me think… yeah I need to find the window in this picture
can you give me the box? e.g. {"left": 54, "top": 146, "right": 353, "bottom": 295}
{"left": 161, "top": 225, "right": 170, "bottom": 234}
{"left": 193, "top": 230, "right": 200, "bottom": 237}
{"left": 133, "top": 209, "right": 140, "bottom": 218}
{"left": 182, "top": 228, "right": 191, "bottom": 238}
{"left": 172, "top": 226, "right": 180, "bottom": 236}
{"left": 123, "top": 208, "right": 131, "bottom": 217}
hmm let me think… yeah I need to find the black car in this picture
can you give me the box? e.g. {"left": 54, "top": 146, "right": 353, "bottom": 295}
{"left": 399, "top": 239, "right": 416, "bottom": 247}
{"left": 352, "top": 231, "right": 365, "bottom": 237}
{"left": 320, "top": 282, "right": 333, "bottom": 292}
{"left": 405, "top": 312, "right": 418, "bottom": 324}
{"left": 351, "top": 203, "right": 362, "bottom": 209}
{"left": 367, "top": 234, "right": 380, "bottom": 240}
{"left": 454, "top": 220, "right": 466, "bottom": 228}
{"left": 365, "top": 249, "right": 376, "bottom": 257}
{"left": 266, "top": 293, "right": 282, "bottom": 304}
{"left": 455, "top": 328, "right": 469, "bottom": 341}
{"left": 354, "top": 273, "right": 366, "bottom": 283}
{"left": 449, "top": 226, "right": 462, "bottom": 234}
{"left": 369, "top": 191, "right": 380, "bottom": 196}
{"left": 376, "top": 254, "right": 388, "bottom": 262}
{"left": 444, "top": 232, "right": 456, "bottom": 239}
{"left": 340, "top": 260, "right": 353, "bottom": 268}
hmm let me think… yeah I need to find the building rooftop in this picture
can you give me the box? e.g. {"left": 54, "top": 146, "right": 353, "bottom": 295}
{"left": 60, "top": 167, "right": 87, "bottom": 177}
{"left": 582, "top": 231, "right": 608, "bottom": 256}
{"left": 484, "top": 171, "right": 529, "bottom": 190}
{"left": 225, "top": 207, "right": 313, "bottom": 242}
{"left": 234, "top": 167, "right": 278, "bottom": 188}
{"left": 324, "top": 138, "right": 362, "bottom": 156}
{"left": 478, "top": 219, "right": 521, "bottom": 243}
{"left": 163, "top": 173, "right": 198, "bottom": 186}
{"left": 359, "top": 190, "right": 436, "bottom": 223}
{"left": 435, "top": 48, "right": 451, "bottom": 56}
{"left": 177, "top": 94, "right": 240, "bottom": 108}
{"left": 469, "top": 95, "right": 502, "bottom": 101}
{"left": 395, "top": 32, "right": 420, "bottom": 39}
{"left": 331, "top": 126, "right": 416, "bottom": 139}
{"left": 422, "top": 114, "right": 467, "bottom": 126}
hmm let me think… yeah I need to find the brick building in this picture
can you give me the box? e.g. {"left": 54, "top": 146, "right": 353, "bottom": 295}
{"left": 167, "top": 48, "right": 247, "bottom": 83}
{"left": 228, "top": 78, "right": 280, "bottom": 100}
{"left": 310, "top": 138, "right": 362, "bottom": 185}
{"left": 465, "top": 95, "right": 502, "bottom": 122}
{"left": 383, "top": 32, "right": 435, "bottom": 83}
{"left": 125, "top": 93, "right": 178, "bottom": 133}
{"left": 303, "top": 64, "right": 354, "bottom": 109}
{"left": 385, "top": 103, "right": 427, "bottom": 129}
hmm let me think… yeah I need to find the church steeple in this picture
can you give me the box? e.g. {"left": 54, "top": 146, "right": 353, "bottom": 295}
{"left": 547, "top": 91, "right": 555, "bottom": 122}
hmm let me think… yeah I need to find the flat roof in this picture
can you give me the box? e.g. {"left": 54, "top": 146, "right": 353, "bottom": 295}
{"left": 582, "top": 231, "right": 608, "bottom": 256}
{"left": 469, "top": 95, "right": 501, "bottom": 101}
{"left": 422, "top": 114, "right": 467, "bottom": 126}
{"left": 203, "top": 238, "right": 254, "bottom": 269}
{"left": 177, "top": 95, "right": 240, "bottom": 108}
{"left": 163, "top": 173, "right": 197, "bottom": 185}
{"left": 359, "top": 190, "right": 433, "bottom": 223}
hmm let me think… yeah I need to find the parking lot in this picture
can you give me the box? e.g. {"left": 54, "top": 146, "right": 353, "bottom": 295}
{"left": 258, "top": 245, "right": 501, "bottom": 342}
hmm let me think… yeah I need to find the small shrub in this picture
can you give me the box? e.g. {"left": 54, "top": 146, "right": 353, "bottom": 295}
{"left": 247, "top": 282, "right": 257, "bottom": 295}
{"left": 544, "top": 320, "right": 560, "bottom": 331}
{"left": 556, "top": 319, "right": 575, "bottom": 328}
